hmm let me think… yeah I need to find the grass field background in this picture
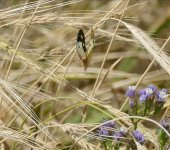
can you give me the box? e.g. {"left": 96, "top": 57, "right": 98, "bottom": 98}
{"left": 0, "top": 0, "right": 169, "bottom": 149}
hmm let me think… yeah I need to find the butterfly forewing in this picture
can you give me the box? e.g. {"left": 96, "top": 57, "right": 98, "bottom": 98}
{"left": 76, "top": 29, "right": 87, "bottom": 60}
{"left": 76, "top": 28, "right": 95, "bottom": 70}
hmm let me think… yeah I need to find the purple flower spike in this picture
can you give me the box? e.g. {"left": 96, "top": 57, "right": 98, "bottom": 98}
{"left": 139, "top": 94, "right": 147, "bottom": 103}
{"left": 139, "top": 86, "right": 155, "bottom": 103}
{"left": 102, "top": 119, "right": 116, "bottom": 128}
{"left": 126, "top": 86, "right": 136, "bottom": 98}
{"left": 139, "top": 89, "right": 146, "bottom": 95}
{"left": 113, "top": 131, "right": 124, "bottom": 141}
{"left": 129, "top": 100, "right": 134, "bottom": 108}
{"left": 148, "top": 84, "right": 157, "bottom": 92}
{"left": 132, "top": 130, "right": 145, "bottom": 145}
{"left": 145, "top": 87, "right": 154, "bottom": 96}
{"left": 98, "top": 127, "right": 109, "bottom": 136}
{"left": 156, "top": 89, "right": 168, "bottom": 102}
{"left": 98, "top": 119, "right": 117, "bottom": 136}
{"left": 113, "top": 127, "right": 127, "bottom": 141}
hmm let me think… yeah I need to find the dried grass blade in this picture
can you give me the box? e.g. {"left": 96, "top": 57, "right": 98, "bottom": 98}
{"left": 124, "top": 23, "right": 170, "bottom": 76}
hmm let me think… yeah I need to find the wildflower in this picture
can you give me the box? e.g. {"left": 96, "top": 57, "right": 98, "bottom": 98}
{"left": 126, "top": 86, "right": 136, "bottom": 98}
{"left": 98, "top": 119, "right": 116, "bottom": 136}
{"left": 102, "top": 119, "right": 116, "bottom": 128}
{"left": 156, "top": 89, "right": 168, "bottom": 102}
{"left": 132, "top": 130, "right": 145, "bottom": 145}
{"left": 139, "top": 94, "right": 147, "bottom": 103}
{"left": 113, "top": 127, "right": 127, "bottom": 141}
{"left": 129, "top": 100, "right": 134, "bottom": 108}
{"left": 139, "top": 86, "right": 155, "bottom": 103}
{"left": 98, "top": 127, "right": 109, "bottom": 136}
{"left": 113, "top": 131, "right": 124, "bottom": 141}
{"left": 148, "top": 84, "right": 157, "bottom": 92}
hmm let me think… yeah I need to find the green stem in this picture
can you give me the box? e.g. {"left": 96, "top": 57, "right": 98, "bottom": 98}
{"left": 144, "top": 101, "right": 148, "bottom": 116}
{"left": 126, "top": 145, "right": 130, "bottom": 150}
{"left": 134, "top": 98, "right": 138, "bottom": 116}
{"left": 114, "top": 143, "right": 120, "bottom": 150}
{"left": 103, "top": 141, "right": 108, "bottom": 150}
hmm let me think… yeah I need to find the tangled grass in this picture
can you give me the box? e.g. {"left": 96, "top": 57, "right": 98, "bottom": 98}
{"left": 0, "top": 0, "right": 169, "bottom": 149}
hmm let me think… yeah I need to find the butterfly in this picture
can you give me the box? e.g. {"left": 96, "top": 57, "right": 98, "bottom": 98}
{"left": 76, "top": 28, "right": 95, "bottom": 70}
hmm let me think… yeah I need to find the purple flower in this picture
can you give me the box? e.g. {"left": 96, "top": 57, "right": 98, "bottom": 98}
{"left": 113, "top": 131, "right": 124, "bottom": 140}
{"left": 129, "top": 100, "right": 134, "bottom": 108}
{"left": 156, "top": 89, "right": 168, "bottom": 102}
{"left": 132, "top": 130, "right": 145, "bottom": 145}
{"left": 139, "top": 87, "right": 155, "bottom": 103}
{"left": 126, "top": 86, "right": 136, "bottom": 98}
{"left": 98, "top": 127, "right": 109, "bottom": 136}
{"left": 139, "top": 94, "right": 147, "bottom": 103}
{"left": 113, "top": 127, "right": 127, "bottom": 141}
{"left": 148, "top": 84, "right": 157, "bottom": 92}
{"left": 98, "top": 119, "right": 116, "bottom": 136}
{"left": 102, "top": 119, "right": 116, "bottom": 128}
{"left": 145, "top": 87, "right": 154, "bottom": 96}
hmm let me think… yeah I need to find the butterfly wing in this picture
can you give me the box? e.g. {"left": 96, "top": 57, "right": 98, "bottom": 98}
{"left": 76, "top": 28, "right": 95, "bottom": 70}
{"left": 87, "top": 28, "right": 95, "bottom": 62}
{"left": 76, "top": 29, "right": 87, "bottom": 61}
